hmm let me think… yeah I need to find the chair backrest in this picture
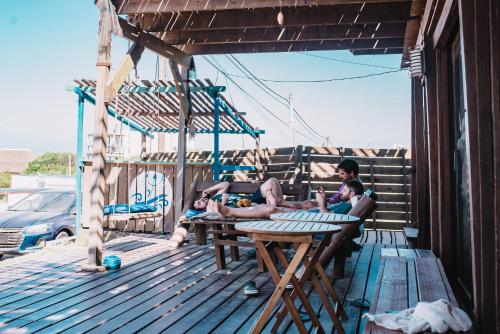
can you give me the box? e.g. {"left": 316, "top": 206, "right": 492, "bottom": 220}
{"left": 347, "top": 195, "right": 377, "bottom": 222}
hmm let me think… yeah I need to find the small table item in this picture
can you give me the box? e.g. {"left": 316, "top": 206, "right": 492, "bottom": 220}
{"left": 236, "top": 220, "right": 345, "bottom": 334}
{"left": 271, "top": 211, "right": 359, "bottom": 223}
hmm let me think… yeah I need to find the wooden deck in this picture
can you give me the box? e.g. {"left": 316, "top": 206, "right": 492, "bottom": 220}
{"left": 0, "top": 230, "right": 410, "bottom": 334}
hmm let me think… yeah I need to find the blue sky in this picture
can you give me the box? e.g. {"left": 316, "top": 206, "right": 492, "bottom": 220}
{"left": 0, "top": 1, "right": 411, "bottom": 155}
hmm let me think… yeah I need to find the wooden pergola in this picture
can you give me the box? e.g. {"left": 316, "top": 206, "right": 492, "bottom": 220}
{"left": 86, "top": 0, "right": 425, "bottom": 269}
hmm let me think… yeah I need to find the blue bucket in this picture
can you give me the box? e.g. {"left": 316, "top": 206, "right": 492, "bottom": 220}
{"left": 103, "top": 255, "right": 122, "bottom": 270}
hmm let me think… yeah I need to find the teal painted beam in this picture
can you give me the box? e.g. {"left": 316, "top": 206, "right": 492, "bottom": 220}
{"left": 206, "top": 91, "right": 261, "bottom": 138}
{"left": 219, "top": 165, "right": 257, "bottom": 171}
{"left": 73, "top": 87, "right": 154, "bottom": 138}
{"left": 213, "top": 96, "right": 221, "bottom": 182}
{"left": 75, "top": 96, "right": 85, "bottom": 237}
{"left": 68, "top": 85, "right": 225, "bottom": 94}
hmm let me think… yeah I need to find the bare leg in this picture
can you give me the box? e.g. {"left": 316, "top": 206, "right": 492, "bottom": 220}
{"left": 259, "top": 178, "right": 284, "bottom": 206}
{"left": 210, "top": 200, "right": 286, "bottom": 219}
{"left": 279, "top": 200, "right": 318, "bottom": 210}
{"left": 319, "top": 223, "right": 360, "bottom": 268}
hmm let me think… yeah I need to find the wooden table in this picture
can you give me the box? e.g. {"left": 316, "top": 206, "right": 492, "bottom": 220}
{"left": 236, "top": 220, "right": 345, "bottom": 334}
{"left": 270, "top": 211, "right": 359, "bottom": 224}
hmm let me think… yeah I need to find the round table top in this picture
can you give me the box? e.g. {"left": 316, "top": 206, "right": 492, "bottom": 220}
{"left": 270, "top": 211, "right": 359, "bottom": 223}
{"left": 235, "top": 220, "right": 342, "bottom": 235}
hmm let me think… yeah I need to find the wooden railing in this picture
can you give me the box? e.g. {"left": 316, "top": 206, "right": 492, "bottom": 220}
{"left": 146, "top": 146, "right": 411, "bottom": 230}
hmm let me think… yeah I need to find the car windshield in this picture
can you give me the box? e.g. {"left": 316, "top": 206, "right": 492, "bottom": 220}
{"left": 10, "top": 192, "right": 75, "bottom": 213}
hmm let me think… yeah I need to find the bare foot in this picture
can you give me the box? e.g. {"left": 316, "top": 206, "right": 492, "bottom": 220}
{"left": 221, "top": 193, "right": 229, "bottom": 205}
{"left": 209, "top": 200, "right": 231, "bottom": 217}
{"left": 315, "top": 192, "right": 326, "bottom": 202}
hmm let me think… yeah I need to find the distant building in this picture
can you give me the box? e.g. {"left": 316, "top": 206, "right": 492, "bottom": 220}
{"left": 0, "top": 149, "right": 36, "bottom": 173}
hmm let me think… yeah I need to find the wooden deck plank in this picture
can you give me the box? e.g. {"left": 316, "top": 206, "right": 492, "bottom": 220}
{"left": 341, "top": 244, "right": 375, "bottom": 334}
{"left": 113, "top": 260, "right": 255, "bottom": 333}
{"left": 185, "top": 274, "right": 273, "bottom": 333}
{"left": 23, "top": 255, "right": 225, "bottom": 333}
{"left": 415, "top": 257, "right": 449, "bottom": 303}
{"left": 373, "top": 257, "right": 407, "bottom": 313}
{"left": 0, "top": 245, "right": 202, "bottom": 320}
{"left": 0, "top": 232, "right": 450, "bottom": 334}
{"left": 163, "top": 262, "right": 263, "bottom": 333}
{"left": 357, "top": 244, "right": 382, "bottom": 333}
{"left": 20, "top": 249, "right": 217, "bottom": 332}
{"left": 66, "top": 254, "right": 227, "bottom": 334}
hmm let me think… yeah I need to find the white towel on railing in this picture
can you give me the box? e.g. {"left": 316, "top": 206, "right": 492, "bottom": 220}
{"left": 363, "top": 299, "right": 472, "bottom": 334}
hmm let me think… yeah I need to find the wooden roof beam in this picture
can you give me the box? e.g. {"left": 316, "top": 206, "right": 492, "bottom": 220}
{"left": 156, "top": 23, "right": 406, "bottom": 45}
{"left": 114, "top": 0, "right": 411, "bottom": 14}
{"left": 178, "top": 38, "right": 404, "bottom": 55}
{"left": 137, "top": 2, "right": 413, "bottom": 31}
{"left": 117, "top": 17, "right": 190, "bottom": 68}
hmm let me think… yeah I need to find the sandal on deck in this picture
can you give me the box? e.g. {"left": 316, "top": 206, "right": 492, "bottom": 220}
{"left": 243, "top": 280, "right": 259, "bottom": 296}
{"left": 352, "top": 298, "right": 371, "bottom": 310}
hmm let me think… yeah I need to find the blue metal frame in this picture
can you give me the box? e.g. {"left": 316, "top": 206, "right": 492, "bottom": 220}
{"left": 206, "top": 91, "right": 263, "bottom": 139}
{"left": 73, "top": 87, "right": 153, "bottom": 138}
{"left": 71, "top": 84, "right": 265, "bottom": 184}
{"left": 219, "top": 165, "right": 257, "bottom": 171}
{"left": 213, "top": 96, "right": 221, "bottom": 181}
{"left": 75, "top": 96, "right": 85, "bottom": 237}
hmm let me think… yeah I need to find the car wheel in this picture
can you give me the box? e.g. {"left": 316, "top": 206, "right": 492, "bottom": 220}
{"left": 55, "top": 231, "right": 70, "bottom": 240}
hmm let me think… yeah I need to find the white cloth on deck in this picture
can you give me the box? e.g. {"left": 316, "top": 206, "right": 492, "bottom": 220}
{"left": 362, "top": 299, "right": 472, "bottom": 334}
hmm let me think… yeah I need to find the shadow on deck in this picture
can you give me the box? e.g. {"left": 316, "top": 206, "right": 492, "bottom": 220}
{"left": 0, "top": 230, "right": 410, "bottom": 334}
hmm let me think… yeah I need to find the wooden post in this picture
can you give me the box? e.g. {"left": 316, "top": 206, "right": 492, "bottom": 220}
{"left": 369, "top": 159, "right": 377, "bottom": 229}
{"left": 170, "top": 57, "right": 194, "bottom": 226}
{"left": 140, "top": 133, "right": 147, "bottom": 160}
{"left": 86, "top": 14, "right": 111, "bottom": 270}
{"left": 402, "top": 152, "right": 410, "bottom": 225}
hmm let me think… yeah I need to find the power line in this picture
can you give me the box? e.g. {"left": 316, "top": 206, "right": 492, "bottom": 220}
{"left": 298, "top": 52, "right": 401, "bottom": 70}
{"left": 225, "top": 55, "right": 326, "bottom": 141}
{"left": 211, "top": 67, "right": 405, "bottom": 83}
{"left": 204, "top": 56, "right": 322, "bottom": 143}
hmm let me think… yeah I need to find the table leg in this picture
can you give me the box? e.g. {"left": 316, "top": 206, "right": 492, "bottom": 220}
{"left": 315, "top": 262, "right": 348, "bottom": 320}
{"left": 250, "top": 241, "right": 310, "bottom": 334}
{"left": 273, "top": 235, "right": 345, "bottom": 334}
{"left": 271, "top": 244, "right": 325, "bottom": 334}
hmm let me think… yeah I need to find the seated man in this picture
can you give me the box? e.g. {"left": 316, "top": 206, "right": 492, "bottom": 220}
{"left": 210, "top": 180, "right": 364, "bottom": 219}
{"left": 327, "top": 158, "right": 362, "bottom": 205}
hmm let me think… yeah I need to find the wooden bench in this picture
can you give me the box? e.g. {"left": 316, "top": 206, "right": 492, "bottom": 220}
{"left": 183, "top": 180, "right": 307, "bottom": 270}
{"left": 404, "top": 227, "right": 418, "bottom": 247}
{"left": 363, "top": 251, "right": 468, "bottom": 333}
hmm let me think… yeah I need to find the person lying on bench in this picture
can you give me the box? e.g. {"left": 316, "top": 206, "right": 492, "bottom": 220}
{"left": 208, "top": 180, "right": 364, "bottom": 219}
{"left": 191, "top": 178, "right": 315, "bottom": 212}
{"left": 171, "top": 178, "right": 300, "bottom": 246}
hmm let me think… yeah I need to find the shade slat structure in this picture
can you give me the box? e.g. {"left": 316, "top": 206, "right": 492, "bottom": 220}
{"left": 73, "top": 79, "right": 263, "bottom": 137}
